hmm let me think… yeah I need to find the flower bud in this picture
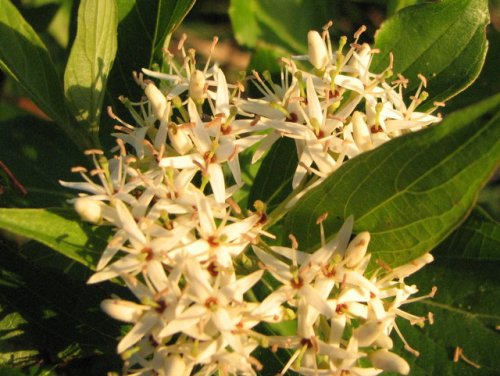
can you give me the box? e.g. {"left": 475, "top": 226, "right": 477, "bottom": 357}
{"left": 74, "top": 197, "right": 102, "bottom": 223}
{"left": 374, "top": 334, "right": 394, "bottom": 349}
{"left": 168, "top": 125, "right": 193, "bottom": 155}
{"left": 189, "top": 69, "right": 206, "bottom": 103}
{"left": 100, "top": 299, "right": 145, "bottom": 323}
{"left": 164, "top": 354, "right": 186, "bottom": 376}
{"left": 308, "top": 30, "right": 329, "bottom": 69}
{"left": 352, "top": 111, "right": 372, "bottom": 152}
{"left": 344, "top": 231, "right": 370, "bottom": 268}
{"left": 145, "top": 83, "right": 167, "bottom": 120}
{"left": 392, "top": 253, "right": 434, "bottom": 279}
{"left": 369, "top": 349, "right": 410, "bottom": 375}
{"left": 353, "top": 320, "right": 385, "bottom": 347}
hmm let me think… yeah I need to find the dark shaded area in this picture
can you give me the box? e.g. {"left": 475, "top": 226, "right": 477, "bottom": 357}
{"left": 0, "top": 237, "right": 126, "bottom": 372}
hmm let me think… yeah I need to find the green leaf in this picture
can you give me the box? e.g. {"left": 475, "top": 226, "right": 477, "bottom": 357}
{"left": 444, "top": 28, "right": 500, "bottom": 114}
{"left": 284, "top": 94, "right": 500, "bottom": 267}
{"left": 434, "top": 206, "right": 500, "bottom": 261}
{"left": 248, "top": 137, "right": 297, "bottom": 211}
{"left": 386, "top": 0, "right": 424, "bottom": 16}
{"left": 394, "top": 258, "right": 500, "bottom": 374}
{"left": 0, "top": 0, "right": 83, "bottom": 145}
{"left": 0, "top": 208, "right": 109, "bottom": 268}
{"left": 0, "top": 116, "right": 86, "bottom": 208}
{"left": 0, "top": 238, "right": 122, "bottom": 368}
{"left": 229, "top": 0, "right": 334, "bottom": 53}
{"left": 372, "top": 0, "right": 489, "bottom": 106}
{"left": 64, "top": 0, "right": 118, "bottom": 144}
{"left": 106, "top": 0, "right": 196, "bottom": 103}
{"left": 0, "top": 308, "right": 40, "bottom": 368}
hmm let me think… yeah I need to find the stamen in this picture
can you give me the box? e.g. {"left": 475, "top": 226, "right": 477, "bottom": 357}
{"left": 289, "top": 234, "right": 299, "bottom": 250}
{"left": 71, "top": 166, "right": 88, "bottom": 173}
{"left": 394, "top": 323, "right": 420, "bottom": 356}
{"left": 354, "top": 25, "right": 367, "bottom": 41}
{"left": 453, "top": 347, "right": 481, "bottom": 369}
{"left": 322, "top": 20, "right": 333, "bottom": 31}
{"left": 131, "top": 71, "right": 144, "bottom": 87}
{"left": 417, "top": 73, "right": 428, "bottom": 87}
{"left": 84, "top": 149, "right": 104, "bottom": 155}
{"left": 177, "top": 33, "right": 187, "bottom": 51}
{"left": 203, "top": 36, "right": 219, "bottom": 74}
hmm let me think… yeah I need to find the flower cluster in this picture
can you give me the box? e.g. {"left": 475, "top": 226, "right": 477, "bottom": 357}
{"left": 62, "top": 28, "right": 439, "bottom": 376}
{"left": 238, "top": 24, "right": 441, "bottom": 187}
{"left": 253, "top": 217, "right": 435, "bottom": 375}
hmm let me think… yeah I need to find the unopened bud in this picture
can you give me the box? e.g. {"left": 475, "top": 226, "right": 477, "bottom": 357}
{"left": 145, "top": 83, "right": 167, "bottom": 120}
{"left": 345, "top": 231, "right": 370, "bottom": 268}
{"left": 189, "top": 70, "right": 206, "bottom": 103}
{"left": 374, "top": 334, "right": 394, "bottom": 349}
{"left": 352, "top": 111, "right": 372, "bottom": 152}
{"left": 353, "top": 320, "right": 385, "bottom": 347}
{"left": 74, "top": 197, "right": 102, "bottom": 223}
{"left": 392, "top": 253, "right": 434, "bottom": 279}
{"left": 100, "top": 299, "right": 145, "bottom": 323}
{"left": 369, "top": 349, "right": 410, "bottom": 375}
{"left": 308, "top": 30, "right": 329, "bottom": 69}
{"left": 164, "top": 354, "right": 186, "bottom": 376}
{"left": 168, "top": 124, "right": 193, "bottom": 155}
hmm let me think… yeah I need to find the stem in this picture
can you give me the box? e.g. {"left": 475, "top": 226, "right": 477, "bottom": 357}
{"left": 0, "top": 161, "right": 27, "bottom": 196}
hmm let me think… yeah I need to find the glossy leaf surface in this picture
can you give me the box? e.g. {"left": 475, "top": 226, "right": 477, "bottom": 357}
{"left": 0, "top": 0, "right": 82, "bottom": 144}
{"left": 285, "top": 95, "right": 500, "bottom": 267}
{"left": 0, "top": 208, "right": 109, "bottom": 268}
{"left": 372, "top": 0, "right": 489, "bottom": 106}
{"left": 64, "top": 0, "right": 118, "bottom": 142}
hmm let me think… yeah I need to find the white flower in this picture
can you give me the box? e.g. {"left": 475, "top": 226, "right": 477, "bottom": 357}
{"left": 308, "top": 30, "right": 329, "bottom": 69}
{"left": 74, "top": 196, "right": 102, "bottom": 223}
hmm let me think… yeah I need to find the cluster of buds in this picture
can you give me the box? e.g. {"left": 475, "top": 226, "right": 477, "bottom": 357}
{"left": 238, "top": 23, "right": 441, "bottom": 187}
{"left": 62, "top": 27, "right": 439, "bottom": 376}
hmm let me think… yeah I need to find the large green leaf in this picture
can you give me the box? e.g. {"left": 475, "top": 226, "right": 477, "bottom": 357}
{"left": 386, "top": 0, "right": 425, "bottom": 16}
{"left": 0, "top": 0, "right": 85, "bottom": 146}
{"left": 64, "top": 0, "right": 118, "bottom": 144}
{"left": 0, "top": 208, "right": 109, "bottom": 268}
{"left": 444, "top": 28, "right": 500, "bottom": 114}
{"left": 106, "top": 0, "right": 195, "bottom": 104}
{"left": 434, "top": 206, "right": 500, "bottom": 261}
{"left": 372, "top": 0, "right": 489, "bottom": 106}
{"left": 284, "top": 94, "right": 500, "bottom": 267}
{"left": 248, "top": 137, "right": 297, "bottom": 211}
{"left": 394, "top": 240, "right": 500, "bottom": 375}
{"left": 0, "top": 238, "right": 122, "bottom": 369}
{"left": 229, "top": 0, "right": 334, "bottom": 53}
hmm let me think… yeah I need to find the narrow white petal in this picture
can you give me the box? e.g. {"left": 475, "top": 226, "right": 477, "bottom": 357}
{"left": 115, "top": 200, "right": 147, "bottom": 246}
{"left": 306, "top": 76, "right": 323, "bottom": 125}
{"left": 334, "top": 74, "right": 365, "bottom": 93}
{"left": 208, "top": 163, "right": 226, "bottom": 203}
{"left": 215, "top": 69, "right": 230, "bottom": 116}
{"left": 117, "top": 311, "right": 158, "bottom": 353}
{"left": 159, "top": 154, "right": 198, "bottom": 169}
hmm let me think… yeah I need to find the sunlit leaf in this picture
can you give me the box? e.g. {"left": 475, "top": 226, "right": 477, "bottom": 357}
{"left": 0, "top": 0, "right": 84, "bottom": 146}
{"left": 0, "top": 208, "right": 109, "bottom": 268}
{"left": 64, "top": 0, "right": 118, "bottom": 144}
{"left": 107, "top": 0, "right": 196, "bottom": 103}
{"left": 285, "top": 94, "right": 500, "bottom": 267}
{"left": 372, "top": 0, "right": 489, "bottom": 106}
